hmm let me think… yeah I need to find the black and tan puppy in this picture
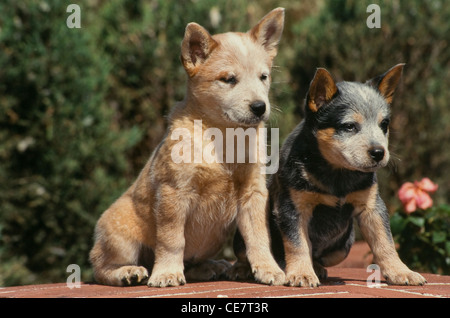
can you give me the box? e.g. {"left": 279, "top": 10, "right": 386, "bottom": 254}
{"left": 232, "top": 64, "right": 427, "bottom": 287}
{"left": 270, "top": 64, "right": 427, "bottom": 287}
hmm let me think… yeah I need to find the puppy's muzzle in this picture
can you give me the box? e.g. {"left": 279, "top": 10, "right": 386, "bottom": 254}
{"left": 250, "top": 100, "right": 266, "bottom": 117}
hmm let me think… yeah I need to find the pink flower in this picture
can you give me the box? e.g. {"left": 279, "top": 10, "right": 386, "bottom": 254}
{"left": 398, "top": 178, "right": 438, "bottom": 214}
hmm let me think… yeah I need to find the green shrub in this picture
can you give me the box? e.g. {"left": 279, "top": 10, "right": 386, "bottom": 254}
{"left": 0, "top": 0, "right": 140, "bottom": 285}
{"left": 391, "top": 205, "right": 450, "bottom": 275}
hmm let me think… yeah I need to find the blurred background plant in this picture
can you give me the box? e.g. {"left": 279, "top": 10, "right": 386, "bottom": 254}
{"left": 391, "top": 178, "right": 450, "bottom": 275}
{"left": 0, "top": 0, "right": 449, "bottom": 286}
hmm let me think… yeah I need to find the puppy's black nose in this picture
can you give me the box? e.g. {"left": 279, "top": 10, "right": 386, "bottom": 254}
{"left": 250, "top": 100, "right": 266, "bottom": 117}
{"left": 369, "top": 147, "right": 385, "bottom": 162}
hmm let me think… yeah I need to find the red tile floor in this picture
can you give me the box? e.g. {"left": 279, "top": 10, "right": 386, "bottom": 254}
{"left": 1, "top": 242, "right": 449, "bottom": 298}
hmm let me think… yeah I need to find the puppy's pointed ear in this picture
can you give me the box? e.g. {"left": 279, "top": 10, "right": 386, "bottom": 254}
{"left": 367, "top": 63, "right": 405, "bottom": 104}
{"left": 249, "top": 7, "right": 285, "bottom": 59}
{"left": 181, "top": 23, "right": 218, "bottom": 77}
{"left": 307, "top": 68, "right": 338, "bottom": 112}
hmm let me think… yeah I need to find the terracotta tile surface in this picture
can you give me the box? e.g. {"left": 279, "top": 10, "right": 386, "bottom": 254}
{"left": 1, "top": 268, "right": 448, "bottom": 298}
{"left": 1, "top": 242, "right": 449, "bottom": 298}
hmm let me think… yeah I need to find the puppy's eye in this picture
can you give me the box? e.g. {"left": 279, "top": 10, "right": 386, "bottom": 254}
{"left": 260, "top": 73, "right": 269, "bottom": 81}
{"left": 220, "top": 76, "right": 237, "bottom": 85}
{"left": 341, "top": 123, "right": 359, "bottom": 133}
{"left": 380, "top": 119, "right": 390, "bottom": 134}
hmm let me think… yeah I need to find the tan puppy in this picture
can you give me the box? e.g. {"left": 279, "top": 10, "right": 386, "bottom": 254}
{"left": 89, "top": 8, "right": 286, "bottom": 287}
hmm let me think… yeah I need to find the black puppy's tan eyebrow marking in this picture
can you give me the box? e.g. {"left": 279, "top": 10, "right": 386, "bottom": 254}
{"left": 352, "top": 113, "right": 364, "bottom": 124}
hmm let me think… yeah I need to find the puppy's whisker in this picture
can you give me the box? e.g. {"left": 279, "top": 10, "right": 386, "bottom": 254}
{"left": 270, "top": 104, "right": 282, "bottom": 114}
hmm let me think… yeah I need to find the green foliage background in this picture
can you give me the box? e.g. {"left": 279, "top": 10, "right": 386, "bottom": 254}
{"left": 0, "top": 0, "right": 449, "bottom": 285}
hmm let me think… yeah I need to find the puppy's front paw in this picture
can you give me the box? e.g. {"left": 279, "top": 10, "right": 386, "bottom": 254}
{"left": 285, "top": 270, "right": 320, "bottom": 287}
{"left": 115, "top": 266, "right": 149, "bottom": 286}
{"left": 383, "top": 268, "right": 427, "bottom": 286}
{"left": 252, "top": 263, "right": 285, "bottom": 286}
{"left": 148, "top": 270, "right": 186, "bottom": 288}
